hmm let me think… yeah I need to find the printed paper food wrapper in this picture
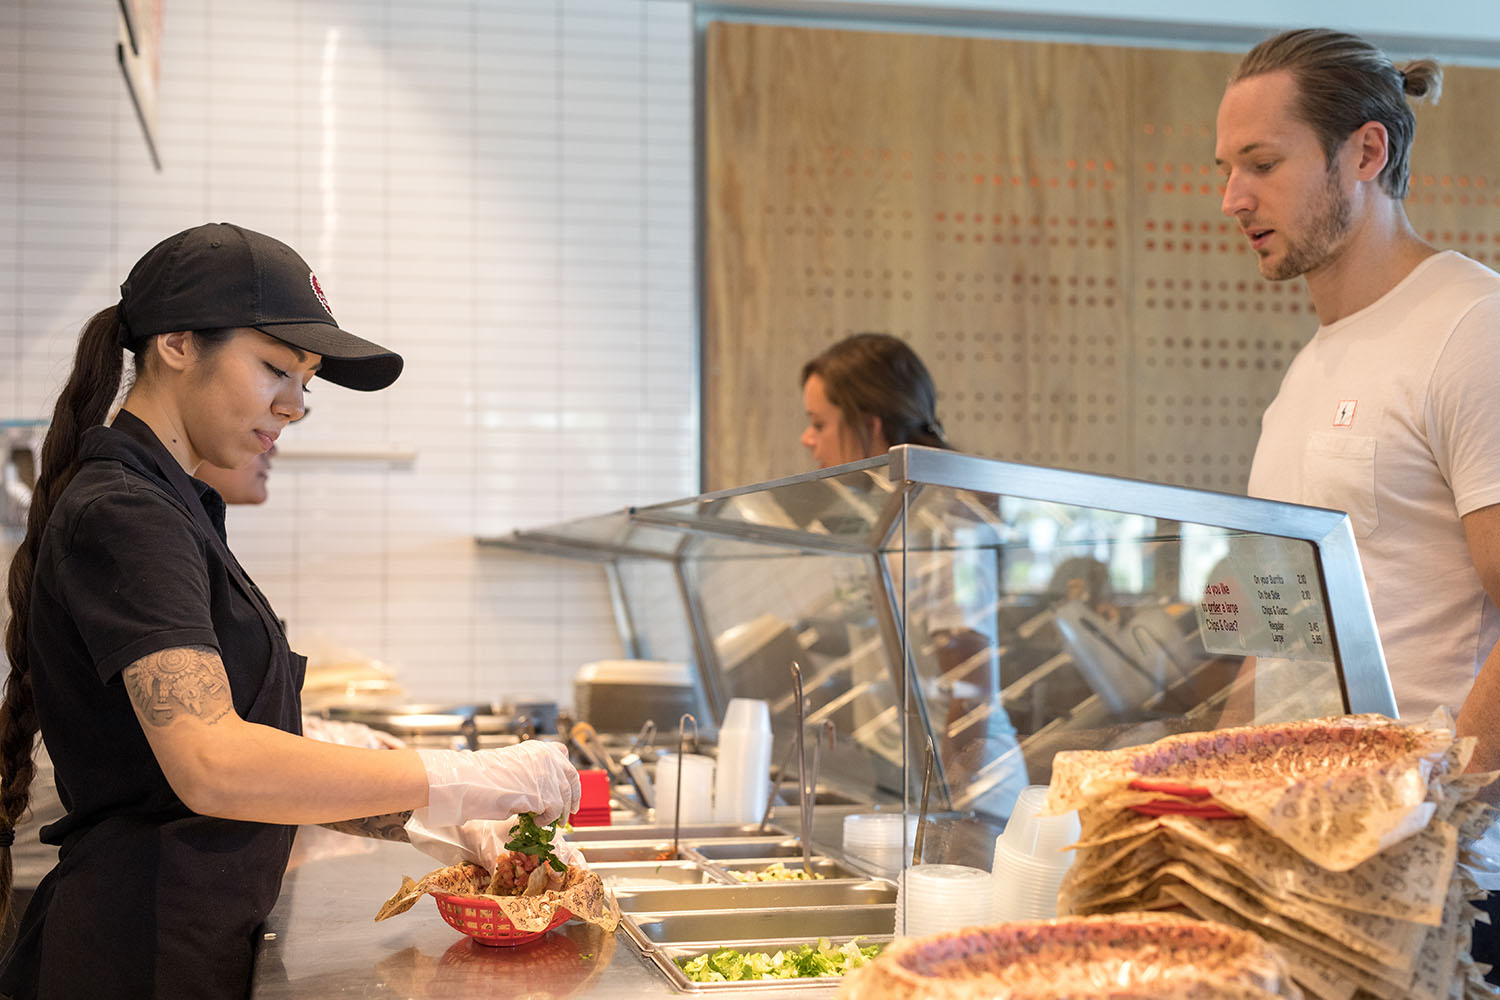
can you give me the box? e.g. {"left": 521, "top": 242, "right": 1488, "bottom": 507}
{"left": 374, "top": 860, "right": 620, "bottom": 934}
{"left": 1045, "top": 711, "right": 1500, "bottom": 1000}
{"left": 1046, "top": 712, "right": 1490, "bottom": 872}
{"left": 836, "top": 912, "right": 1301, "bottom": 1000}
{"left": 1062, "top": 810, "right": 1459, "bottom": 926}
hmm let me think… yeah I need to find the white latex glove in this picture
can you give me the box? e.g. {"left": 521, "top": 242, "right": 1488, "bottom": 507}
{"left": 416, "top": 741, "right": 581, "bottom": 828}
{"left": 301, "top": 715, "right": 406, "bottom": 749}
{"left": 405, "top": 812, "right": 586, "bottom": 891}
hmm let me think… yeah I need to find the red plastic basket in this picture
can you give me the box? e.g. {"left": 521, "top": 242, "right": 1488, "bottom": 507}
{"left": 431, "top": 892, "right": 573, "bottom": 947}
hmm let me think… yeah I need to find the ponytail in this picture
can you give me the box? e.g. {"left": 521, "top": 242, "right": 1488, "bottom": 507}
{"left": 1398, "top": 58, "right": 1442, "bottom": 104}
{"left": 1, "top": 306, "right": 128, "bottom": 928}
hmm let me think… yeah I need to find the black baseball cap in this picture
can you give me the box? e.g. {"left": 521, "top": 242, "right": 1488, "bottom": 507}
{"left": 117, "top": 223, "right": 403, "bottom": 391}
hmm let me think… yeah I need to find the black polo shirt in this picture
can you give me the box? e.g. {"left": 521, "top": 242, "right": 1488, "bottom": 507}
{"left": 0, "top": 410, "right": 306, "bottom": 1000}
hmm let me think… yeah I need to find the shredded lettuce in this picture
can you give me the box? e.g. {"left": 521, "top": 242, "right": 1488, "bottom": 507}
{"left": 730, "top": 861, "right": 826, "bottom": 882}
{"left": 675, "top": 938, "right": 882, "bottom": 982}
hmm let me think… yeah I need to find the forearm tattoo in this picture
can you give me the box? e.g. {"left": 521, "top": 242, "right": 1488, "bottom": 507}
{"left": 123, "top": 645, "right": 233, "bottom": 728}
{"left": 320, "top": 810, "right": 413, "bottom": 842}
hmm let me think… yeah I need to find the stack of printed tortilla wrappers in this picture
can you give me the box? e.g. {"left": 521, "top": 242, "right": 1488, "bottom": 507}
{"left": 1045, "top": 712, "right": 1499, "bottom": 1000}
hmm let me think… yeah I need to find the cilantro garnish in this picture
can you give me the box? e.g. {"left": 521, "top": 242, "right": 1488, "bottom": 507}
{"left": 504, "top": 812, "right": 567, "bottom": 872}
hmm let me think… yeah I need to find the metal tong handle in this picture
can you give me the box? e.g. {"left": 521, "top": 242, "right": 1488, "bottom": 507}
{"left": 569, "top": 721, "right": 625, "bottom": 787}
{"left": 617, "top": 719, "right": 658, "bottom": 813}
{"left": 810, "top": 720, "right": 835, "bottom": 802}
{"left": 791, "top": 662, "right": 813, "bottom": 874}
{"left": 912, "top": 734, "right": 937, "bottom": 867}
{"left": 807, "top": 719, "right": 835, "bottom": 872}
{"left": 672, "top": 713, "right": 698, "bottom": 860}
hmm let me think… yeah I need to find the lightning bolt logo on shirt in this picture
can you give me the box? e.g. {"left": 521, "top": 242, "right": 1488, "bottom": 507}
{"left": 1332, "top": 400, "right": 1358, "bottom": 427}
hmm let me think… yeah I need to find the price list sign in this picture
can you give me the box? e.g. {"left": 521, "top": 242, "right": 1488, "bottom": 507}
{"left": 1198, "top": 535, "right": 1331, "bottom": 661}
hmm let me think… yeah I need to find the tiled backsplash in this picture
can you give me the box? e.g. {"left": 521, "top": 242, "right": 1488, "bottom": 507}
{"left": 0, "top": 0, "right": 697, "bottom": 708}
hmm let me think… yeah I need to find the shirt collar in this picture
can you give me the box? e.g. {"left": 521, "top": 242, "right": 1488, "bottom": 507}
{"left": 82, "top": 409, "right": 229, "bottom": 543}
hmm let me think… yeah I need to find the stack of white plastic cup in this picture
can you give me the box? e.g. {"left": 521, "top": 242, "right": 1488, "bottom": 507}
{"left": 655, "top": 752, "right": 716, "bottom": 826}
{"left": 713, "top": 698, "right": 773, "bottom": 824}
{"left": 842, "top": 813, "right": 917, "bottom": 878}
{"left": 991, "top": 785, "right": 1081, "bottom": 921}
{"left": 896, "top": 865, "right": 995, "bottom": 937}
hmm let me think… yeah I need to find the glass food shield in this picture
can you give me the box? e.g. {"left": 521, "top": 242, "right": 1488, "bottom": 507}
{"left": 634, "top": 459, "right": 911, "bottom": 798}
{"left": 486, "top": 447, "right": 1391, "bottom": 826}
{"left": 894, "top": 479, "right": 1354, "bottom": 819}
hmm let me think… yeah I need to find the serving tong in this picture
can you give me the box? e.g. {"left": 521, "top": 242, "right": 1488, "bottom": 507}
{"left": 569, "top": 720, "right": 626, "bottom": 787}
{"left": 912, "top": 733, "right": 937, "bottom": 866}
{"left": 753, "top": 663, "right": 837, "bottom": 878}
{"left": 805, "top": 718, "right": 836, "bottom": 873}
{"left": 670, "top": 713, "right": 699, "bottom": 860}
{"left": 571, "top": 719, "right": 658, "bottom": 818}
{"left": 617, "top": 720, "right": 656, "bottom": 810}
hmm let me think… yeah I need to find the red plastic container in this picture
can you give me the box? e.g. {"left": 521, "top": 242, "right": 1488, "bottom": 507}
{"left": 570, "top": 768, "right": 612, "bottom": 826}
{"left": 431, "top": 892, "right": 573, "bottom": 947}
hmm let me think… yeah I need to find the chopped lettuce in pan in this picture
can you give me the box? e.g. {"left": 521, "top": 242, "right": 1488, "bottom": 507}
{"left": 676, "top": 938, "right": 882, "bottom": 982}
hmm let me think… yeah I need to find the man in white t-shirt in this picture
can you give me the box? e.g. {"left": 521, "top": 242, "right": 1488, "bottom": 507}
{"left": 1216, "top": 27, "right": 1500, "bottom": 973}
{"left": 1217, "top": 28, "right": 1500, "bottom": 771}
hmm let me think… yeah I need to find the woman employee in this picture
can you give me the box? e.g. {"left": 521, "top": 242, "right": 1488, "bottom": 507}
{"left": 799, "top": 332, "right": 949, "bottom": 468}
{"left": 799, "top": 333, "right": 1027, "bottom": 809}
{"left": 0, "top": 223, "right": 580, "bottom": 999}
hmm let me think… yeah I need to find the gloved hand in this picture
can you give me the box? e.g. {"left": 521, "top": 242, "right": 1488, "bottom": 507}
{"left": 416, "top": 740, "right": 581, "bottom": 828}
{"left": 301, "top": 714, "right": 407, "bottom": 749}
{"left": 405, "top": 812, "right": 586, "bottom": 892}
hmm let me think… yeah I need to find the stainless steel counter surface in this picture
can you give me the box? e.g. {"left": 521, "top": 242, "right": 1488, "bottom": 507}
{"left": 249, "top": 838, "right": 839, "bottom": 999}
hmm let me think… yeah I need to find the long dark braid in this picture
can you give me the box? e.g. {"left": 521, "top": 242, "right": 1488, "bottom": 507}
{"left": 0, "top": 307, "right": 129, "bottom": 928}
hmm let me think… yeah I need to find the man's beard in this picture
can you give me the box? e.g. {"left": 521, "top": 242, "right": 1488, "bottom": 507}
{"left": 1264, "top": 167, "right": 1353, "bottom": 281}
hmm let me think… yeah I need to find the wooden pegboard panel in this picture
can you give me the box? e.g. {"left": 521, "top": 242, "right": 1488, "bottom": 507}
{"left": 1125, "top": 47, "right": 1305, "bottom": 493}
{"left": 704, "top": 22, "right": 1500, "bottom": 493}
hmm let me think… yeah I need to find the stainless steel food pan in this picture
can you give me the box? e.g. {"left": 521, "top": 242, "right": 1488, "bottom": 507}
{"left": 576, "top": 841, "right": 684, "bottom": 863}
{"left": 614, "top": 880, "right": 896, "bottom": 914}
{"left": 578, "top": 838, "right": 804, "bottom": 864}
{"left": 712, "top": 858, "right": 870, "bottom": 882}
{"left": 591, "top": 860, "right": 732, "bottom": 887}
{"left": 685, "top": 840, "right": 810, "bottom": 861}
{"left": 626, "top": 905, "right": 896, "bottom": 946}
{"left": 651, "top": 935, "right": 892, "bottom": 993}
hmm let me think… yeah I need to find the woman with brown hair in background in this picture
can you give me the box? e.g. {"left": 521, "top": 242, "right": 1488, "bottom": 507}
{"left": 799, "top": 332, "right": 949, "bottom": 469}
{"left": 798, "top": 332, "right": 1027, "bottom": 812}
{"left": 0, "top": 223, "right": 579, "bottom": 999}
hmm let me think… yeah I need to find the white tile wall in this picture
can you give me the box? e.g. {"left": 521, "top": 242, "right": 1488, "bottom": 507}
{"left": 0, "top": 0, "right": 698, "bottom": 708}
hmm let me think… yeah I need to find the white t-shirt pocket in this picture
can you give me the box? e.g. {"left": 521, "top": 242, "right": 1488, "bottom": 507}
{"left": 1302, "top": 430, "right": 1379, "bottom": 538}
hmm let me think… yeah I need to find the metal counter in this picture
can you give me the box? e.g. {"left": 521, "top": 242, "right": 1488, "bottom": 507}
{"left": 249, "top": 839, "right": 840, "bottom": 999}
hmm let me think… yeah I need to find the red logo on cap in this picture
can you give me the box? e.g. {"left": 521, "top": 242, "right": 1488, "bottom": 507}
{"left": 309, "top": 272, "right": 334, "bottom": 318}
